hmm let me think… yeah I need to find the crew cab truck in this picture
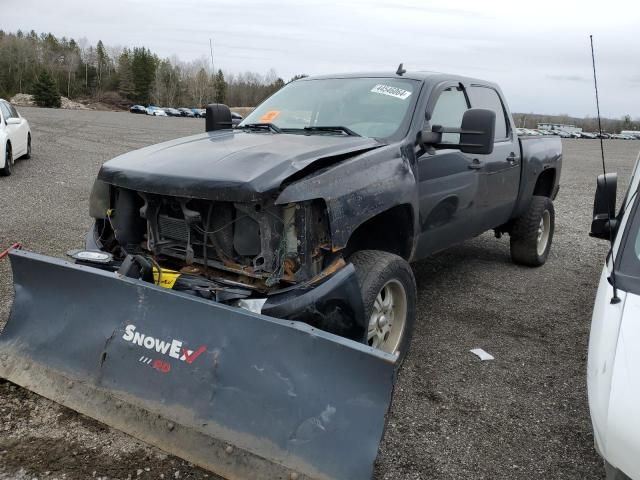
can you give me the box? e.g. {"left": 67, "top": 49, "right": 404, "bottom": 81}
{"left": 83, "top": 71, "right": 562, "bottom": 362}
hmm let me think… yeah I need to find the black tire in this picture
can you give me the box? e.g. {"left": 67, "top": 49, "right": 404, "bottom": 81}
{"left": 349, "top": 250, "right": 416, "bottom": 365}
{"left": 509, "top": 195, "right": 555, "bottom": 266}
{"left": 23, "top": 134, "right": 31, "bottom": 159}
{"left": 0, "top": 143, "right": 12, "bottom": 176}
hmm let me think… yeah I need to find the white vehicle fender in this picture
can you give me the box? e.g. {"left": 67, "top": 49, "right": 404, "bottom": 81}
{"left": 605, "top": 292, "right": 640, "bottom": 475}
{"left": 587, "top": 265, "right": 626, "bottom": 456}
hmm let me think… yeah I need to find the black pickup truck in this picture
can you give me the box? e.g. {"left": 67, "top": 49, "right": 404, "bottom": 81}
{"left": 84, "top": 70, "right": 562, "bottom": 362}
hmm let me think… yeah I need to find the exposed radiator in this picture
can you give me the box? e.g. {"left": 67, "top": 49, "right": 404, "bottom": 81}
{"left": 158, "top": 215, "right": 189, "bottom": 242}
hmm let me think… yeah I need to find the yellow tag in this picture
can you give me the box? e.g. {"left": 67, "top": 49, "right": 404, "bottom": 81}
{"left": 152, "top": 267, "right": 181, "bottom": 289}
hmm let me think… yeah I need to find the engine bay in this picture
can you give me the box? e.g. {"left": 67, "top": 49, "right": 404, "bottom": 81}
{"left": 94, "top": 187, "right": 335, "bottom": 298}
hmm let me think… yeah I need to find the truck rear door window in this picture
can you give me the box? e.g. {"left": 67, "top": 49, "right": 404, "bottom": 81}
{"left": 430, "top": 87, "right": 469, "bottom": 144}
{"left": 468, "top": 86, "right": 509, "bottom": 141}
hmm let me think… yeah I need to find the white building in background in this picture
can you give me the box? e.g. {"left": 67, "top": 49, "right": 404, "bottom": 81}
{"left": 538, "top": 123, "right": 582, "bottom": 134}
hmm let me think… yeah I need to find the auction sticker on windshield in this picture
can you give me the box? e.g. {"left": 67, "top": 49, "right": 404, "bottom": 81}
{"left": 370, "top": 84, "right": 412, "bottom": 100}
{"left": 260, "top": 110, "right": 280, "bottom": 122}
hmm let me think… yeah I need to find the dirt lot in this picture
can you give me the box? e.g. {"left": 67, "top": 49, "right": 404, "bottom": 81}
{"left": 1, "top": 107, "right": 637, "bottom": 479}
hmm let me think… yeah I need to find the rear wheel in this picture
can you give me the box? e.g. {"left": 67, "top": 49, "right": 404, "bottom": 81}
{"left": 509, "top": 195, "right": 555, "bottom": 266}
{"left": 349, "top": 250, "right": 416, "bottom": 365}
{"left": 0, "top": 143, "right": 12, "bottom": 176}
{"left": 23, "top": 134, "right": 31, "bottom": 159}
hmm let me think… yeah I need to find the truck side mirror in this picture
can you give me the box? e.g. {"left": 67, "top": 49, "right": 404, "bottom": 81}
{"left": 205, "top": 104, "right": 233, "bottom": 132}
{"left": 419, "top": 108, "right": 496, "bottom": 155}
{"left": 590, "top": 172, "right": 618, "bottom": 240}
{"left": 458, "top": 108, "right": 495, "bottom": 155}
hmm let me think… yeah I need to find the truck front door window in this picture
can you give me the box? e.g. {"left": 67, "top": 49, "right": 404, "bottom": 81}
{"left": 430, "top": 86, "right": 469, "bottom": 144}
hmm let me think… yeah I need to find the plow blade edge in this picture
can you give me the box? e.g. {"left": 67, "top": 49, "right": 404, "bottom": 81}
{"left": 0, "top": 250, "right": 396, "bottom": 480}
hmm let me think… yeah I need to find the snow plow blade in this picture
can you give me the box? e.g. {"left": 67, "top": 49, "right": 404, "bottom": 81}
{"left": 0, "top": 250, "right": 397, "bottom": 480}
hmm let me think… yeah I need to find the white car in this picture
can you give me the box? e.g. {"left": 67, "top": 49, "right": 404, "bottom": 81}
{"left": 145, "top": 107, "right": 166, "bottom": 116}
{"left": 0, "top": 99, "right": 31, "bottom": 176}
{"left": 588, "top": 151, "right": 640, "bottom": 480}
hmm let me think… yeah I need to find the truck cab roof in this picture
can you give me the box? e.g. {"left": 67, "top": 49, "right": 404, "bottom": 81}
{"left": 301, "top": 70, "right": 500, "bottom": 89}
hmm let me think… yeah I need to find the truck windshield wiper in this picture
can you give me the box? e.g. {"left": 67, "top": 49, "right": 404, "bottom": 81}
{"left": 302, "top": 126, "right": 361, "bottom": 137}
{"left": 238, "top": 123, "right": 282, "bottom": 133}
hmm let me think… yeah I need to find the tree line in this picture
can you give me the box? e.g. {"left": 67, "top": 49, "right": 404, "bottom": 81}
{"left": 0, "top": 30, "right": 305, "bottom": 108}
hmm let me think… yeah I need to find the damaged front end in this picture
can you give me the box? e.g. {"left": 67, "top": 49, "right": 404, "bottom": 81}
{"left": 85, "top": 181, "right": 366, "bottom": 342}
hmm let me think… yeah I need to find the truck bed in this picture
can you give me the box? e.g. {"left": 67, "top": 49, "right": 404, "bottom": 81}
{"left": 513, "top": 135, "right": 563, "bottom": 218}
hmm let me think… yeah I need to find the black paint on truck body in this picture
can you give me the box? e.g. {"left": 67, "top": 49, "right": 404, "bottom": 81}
{"left": 96, "top": 71, "right": 561, "bottom": 262}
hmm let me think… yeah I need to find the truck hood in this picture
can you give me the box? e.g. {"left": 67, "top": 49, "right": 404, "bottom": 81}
{"left": 98, "top": 130, "right": 384, "bottom": 201}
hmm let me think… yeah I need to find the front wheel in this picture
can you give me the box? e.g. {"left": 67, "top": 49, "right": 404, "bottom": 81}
{"left": 349, "top": 250, "right": 416, "bottom": 366}
{"left": 509, "top": 195, "right": 555, "bottom": 266}
{"left": 0, "top": 143, "right": 12, "bottom": 176}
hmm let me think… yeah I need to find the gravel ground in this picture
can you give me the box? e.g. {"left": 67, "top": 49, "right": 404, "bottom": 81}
{"left": 1, "top": 107, "right": 637, "bottom": 479}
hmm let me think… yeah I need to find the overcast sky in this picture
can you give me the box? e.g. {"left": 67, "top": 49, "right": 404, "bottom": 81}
{"left": 3, "top": 0, "right": 639, "bottom": 117}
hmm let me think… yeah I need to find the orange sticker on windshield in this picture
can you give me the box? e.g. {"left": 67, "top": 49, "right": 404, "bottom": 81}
{"left": 260, "top": 110, "right": 280, "bottom": 122}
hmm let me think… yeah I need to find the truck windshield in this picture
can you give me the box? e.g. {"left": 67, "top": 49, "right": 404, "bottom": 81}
{"left": 240, "top": 77, "right": 420, "bottom": 139}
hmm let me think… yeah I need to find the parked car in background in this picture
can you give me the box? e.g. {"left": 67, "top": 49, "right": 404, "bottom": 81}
{"left": 557, "top": 130, "right": 572, "bottom": 138}
{"left": 588, "top": 153, "right": 640, "bottom": 480}
{"left": 193, "top": 108, "right": 206, "bottom": 118}
{"left": 516, "top": 128, "right": 539, "bottom": 136}
{"left": 129, "top": 105, "right": 147, "bottom": 114}
{"left": 571, "top": 132, "right": 583, "bottom": 138}
{"left": 178, "top": 108, "right": 195, "bottom": 117}
{"left": 581, "top": 132, "right": 598, "bottom": 139}
{"left": 151, "top": 108, "right": 167, "bottom": 117}
{"left": 611, "top": 134, "right": 634, "bottom": 140}
{"left": 163, "top": 108, "right": 181, "bottom": 117}
{"left": 0, "top": 99, "right": 31, "bottom": 176}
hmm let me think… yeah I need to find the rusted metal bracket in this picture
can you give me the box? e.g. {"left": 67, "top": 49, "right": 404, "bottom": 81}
{"left": 0, "top": 242, "right": 22, "bottom": 260}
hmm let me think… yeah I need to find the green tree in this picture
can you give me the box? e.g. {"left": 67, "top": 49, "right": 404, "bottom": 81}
{"left": 213, "top": 69, "right": 226, "bottom": 103}
{"left": 130, "top": 47, "right": 157, "bottom": 103}
{"left": 117, "top": 50, "right": 134, "bottom": 100}
{"left": 32, "top": 70, "right": 61, "bottom": 107}
{"left": 96, "top": 40, "right": 109, "bottom": 90}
